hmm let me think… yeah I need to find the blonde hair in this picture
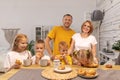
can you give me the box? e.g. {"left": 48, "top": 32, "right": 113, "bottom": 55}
{"left": 59, "top": 41, "right": 68, "bottom": 50}
{"left": 12, "top": 34, "right": 28, "bottom": 51}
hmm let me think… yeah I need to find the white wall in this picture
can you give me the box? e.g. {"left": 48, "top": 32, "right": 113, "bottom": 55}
{"left": 0, "top": 0, "right": 96, "bottom": 47}
{"left": 98, "top": 0, "right": 120, "bottom": 51}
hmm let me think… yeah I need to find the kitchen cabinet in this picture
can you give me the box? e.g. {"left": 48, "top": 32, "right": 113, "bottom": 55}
{"left": 35, "top": 26, "right": 52, "bottom": 41}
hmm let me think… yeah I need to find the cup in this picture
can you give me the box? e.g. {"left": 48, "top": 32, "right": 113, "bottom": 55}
{"left": 53, "top": 59, "right": 60, "bottom": 68}
{"left": 23, "top": 59, "right": 32, "bottom": 67}
{"left": 40, "top": 59, "right": 48, "bottom": 67}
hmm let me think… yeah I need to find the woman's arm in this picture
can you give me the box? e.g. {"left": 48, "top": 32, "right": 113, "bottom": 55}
{"left": 91, "top": 44, "right": 98, "bottom": 64}
{"left": 91, "top": 44, "right": 96, "bottom": 57}
{"left": 68, "top": 39, "right": 75, "bottom": 55}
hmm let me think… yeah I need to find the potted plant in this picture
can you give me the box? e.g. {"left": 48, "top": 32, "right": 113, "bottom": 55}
{"left": 112, "top": 40, "right": 120, "bottom": 65}
{"left": 112, "top": 40, "right": 120, "bottom": 52}
{"left": 27, "top": 40, "right": 35, "bottom": 56}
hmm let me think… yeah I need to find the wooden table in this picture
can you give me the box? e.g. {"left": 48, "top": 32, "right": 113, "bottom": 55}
{"left": 0, "top": 65, "right": 120, "bottom": 80}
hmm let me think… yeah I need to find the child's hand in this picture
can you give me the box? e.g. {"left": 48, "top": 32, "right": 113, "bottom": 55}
{"left": 77, "top": 62, "right": 81, "bottom": 66}
{"left": 54, "top": 56, "right": 59, "bottom": 60}
{"left": 36, "top": 52, "right": 42, "bottom": 59}
{"left": 50, "top": 55, "right": 55, "bottom": 61}
{"left": 15, "top": 59, "right": 22, "bottom": 65}
{"left": 54, "top": 55, "right": 63, "bottom": 60}
{"left": 47, "top": 60, "right": 51, "bottom": 66}
{"left": 62, "top": 55, "right": 66, "bottom": 59}
{"left": 13, "top": 63, "right": 21, "bottom": 69}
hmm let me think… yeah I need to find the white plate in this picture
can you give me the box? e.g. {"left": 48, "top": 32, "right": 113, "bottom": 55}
{"left": 54, "top": 67, "right": 72, "bottom": 73}
{"left": 78, "top": 73, "right": 99, "bottom": 79}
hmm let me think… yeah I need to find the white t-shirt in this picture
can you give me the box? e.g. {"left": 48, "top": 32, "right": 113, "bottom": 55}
{"left": 31, "top": 55, "right": 50, "bottom": 64}
{"left": 72, "top": 33, "right": 97, "bottom": 51}
{"left": 4, "top": 50, "right": 32, "bottom": 69}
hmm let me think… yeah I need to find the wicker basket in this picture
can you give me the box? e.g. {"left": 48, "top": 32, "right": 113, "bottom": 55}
{"left": 41, "top": 68, "right": 77, "bottom": 80}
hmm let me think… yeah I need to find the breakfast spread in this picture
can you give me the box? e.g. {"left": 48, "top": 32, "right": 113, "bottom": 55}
{"left": 15, "top": 59, "right": 22, "bottom": 65}
{"left": 54, "top": 64, "right": 72, "bottom": 73}
{"left": 78, "top": 68, "right": 98, "bottom": 78}
{"left": 86, "top": 69, "right": 96, "bottom": 76}
{"left": 58, "top": 64, "right": 65, "bottom": 70}
{"left": 14, "top": 59, "right": 22, "bottom": 69}
{"left": 78, "top": 68, "right": 86, "bottom": 76}
{"left": 86, "top": 62, "right": 99, "bottom": 68}
{"left": 105, "top": 64, "right": 112, "bottom": 68}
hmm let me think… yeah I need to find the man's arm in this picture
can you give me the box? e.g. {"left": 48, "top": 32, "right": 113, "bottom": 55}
{"left": 45, "top": 36, "right": 53, "bottom": 57}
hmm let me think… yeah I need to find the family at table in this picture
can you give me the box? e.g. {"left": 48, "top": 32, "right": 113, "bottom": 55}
{"left": 4, "top": 14, "right": 98, "bottom": 72}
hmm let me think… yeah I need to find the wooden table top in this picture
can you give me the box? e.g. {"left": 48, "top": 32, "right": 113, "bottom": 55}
{"left": 0, "top": 65, "right": 120, "bottom": 80}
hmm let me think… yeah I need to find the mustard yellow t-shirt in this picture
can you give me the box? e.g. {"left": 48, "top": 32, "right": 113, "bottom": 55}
{"left": 47, "top": 26, "right": 75, "bottom": 55}
{"left": 56, "top": 55, "right": 72, "bottom": 65}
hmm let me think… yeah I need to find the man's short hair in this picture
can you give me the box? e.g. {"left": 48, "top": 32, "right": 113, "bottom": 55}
{"left": 63, "top": 14, "right": 73, "bottom": 19}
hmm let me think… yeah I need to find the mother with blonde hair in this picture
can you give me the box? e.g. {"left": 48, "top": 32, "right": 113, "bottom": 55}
{"left": 68, "top": 20, "right": 98, "bottom": 66}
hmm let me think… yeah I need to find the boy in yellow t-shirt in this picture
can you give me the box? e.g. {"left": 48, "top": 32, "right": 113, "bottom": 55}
{"left": 55, "top": 41, "right": 72, "bottom": 65}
